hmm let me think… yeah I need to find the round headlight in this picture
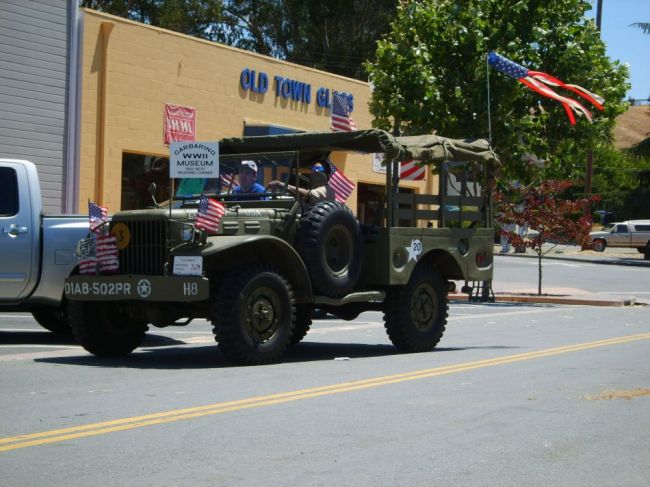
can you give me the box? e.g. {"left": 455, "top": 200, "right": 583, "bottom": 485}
{"left": 181, "top": 225, "right": 194, "bottom": 242}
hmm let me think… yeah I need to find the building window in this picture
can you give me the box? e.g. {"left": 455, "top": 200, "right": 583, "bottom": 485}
{"left": 121, "top": 153, "right": 175, "bottom": 210}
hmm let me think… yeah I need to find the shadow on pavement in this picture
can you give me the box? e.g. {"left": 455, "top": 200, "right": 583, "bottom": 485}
{"left": 35, "top": 340, "right": 522, "bottom": 369}
{"left": 0, "top": 330, "right": 184, "bottom": 348}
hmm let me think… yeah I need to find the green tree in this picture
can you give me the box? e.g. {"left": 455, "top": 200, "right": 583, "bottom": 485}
{"left": 630, "top": 22, "right": 650, "bottom": 34}
{"left": 81, "top": 0, "right": 224, "bottom": 40}
{"left": 366, "top": 0, "right": 630, "bottom": 182}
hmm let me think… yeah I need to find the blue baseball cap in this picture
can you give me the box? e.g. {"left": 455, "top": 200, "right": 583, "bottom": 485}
{"left": 311, "top": 162, "right": 325, "bottom": 173}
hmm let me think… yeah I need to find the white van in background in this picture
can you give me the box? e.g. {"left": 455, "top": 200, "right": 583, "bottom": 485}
{"left": 589, "top": 220, "right": 650, "bottom": 253}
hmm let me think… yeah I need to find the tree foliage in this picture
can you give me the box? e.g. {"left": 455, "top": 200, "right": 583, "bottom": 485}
{"left": 81, "top": 0, "right": 225, "bottom": 40}
{"left": 495, "top": 180, "right": 597, "bottom": 295}
{"left": 81, "top": 0, "right": 396, "bottom": 80}
{"left": 366, "top": 0, "right": 630, "bottom": 182}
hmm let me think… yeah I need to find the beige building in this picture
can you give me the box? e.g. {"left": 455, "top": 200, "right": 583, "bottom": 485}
{"left": 77, "top": 9, "right": 430, "bottom": 222}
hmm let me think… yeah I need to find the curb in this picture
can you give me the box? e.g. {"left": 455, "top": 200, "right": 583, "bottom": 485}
{"left": 449, "top": 294, "right": 638, "bottom": 307}
{"left": 495, "top": 252, "right": 650, "bottom": 268}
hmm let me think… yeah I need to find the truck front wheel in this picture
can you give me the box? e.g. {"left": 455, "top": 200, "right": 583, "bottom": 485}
{"left": 212, "top": 265, "right": 295, "bottom": 365}
{"left": 593, "top": 239, "right": 606, "bottom": 252}
{"left": 384, "top": 267, "right": 448, "bottom": 353}
{"left": 68, "top": 301, "right": 147, "bottom": 356}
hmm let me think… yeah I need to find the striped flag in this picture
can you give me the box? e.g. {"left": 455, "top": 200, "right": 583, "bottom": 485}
{"left": 96, "top": 233, "right": 119, "bottom": 273}
{"left": 78, "top": 256, "right": 97, "bottom": 275}
{"left": 220, "top": 172, "right": 235, "bottom": 190}
{"left": 196, "top": 194, "right": 226, "bottom": 234}
{"left": 88, "top": 201, "right": 108, "bottom": 234}
{"left": 327, "top": 163, "right": 355, "bottom": 203}
{"left": 400, "top": 160, "right": 426, "bottom": 180}
{"left": 330, "top": 91, "right": 357, "bottom": 132}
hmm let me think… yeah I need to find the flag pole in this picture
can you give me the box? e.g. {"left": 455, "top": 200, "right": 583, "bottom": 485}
{"left": 486, "top": 52, "right": 493, "bottom": 145}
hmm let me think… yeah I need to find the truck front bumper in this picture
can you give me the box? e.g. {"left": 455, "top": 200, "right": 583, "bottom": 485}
{"left": 64, "top": 275, "right": 210, "bottom": 302}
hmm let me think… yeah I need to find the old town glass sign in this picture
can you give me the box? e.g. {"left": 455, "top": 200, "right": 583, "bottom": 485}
{"left": 239, "top": 67, "right": 355, "bottom": 112}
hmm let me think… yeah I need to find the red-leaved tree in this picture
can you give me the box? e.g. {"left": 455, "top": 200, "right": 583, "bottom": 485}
{"left": 495, "top": 180, "right": 599, "bottom": 295}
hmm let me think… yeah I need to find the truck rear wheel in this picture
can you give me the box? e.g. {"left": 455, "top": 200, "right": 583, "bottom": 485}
{"left": 68, "top": 301, "right": 147, "bottom": 356}
{"left": 384, "top": 267, "right": 448, "bottom": 352}
{"left": 212, "top": 265, "right": 295, "bottom": 365}
{"left": 32, "top": 307, "right": 70, "bottom": 335}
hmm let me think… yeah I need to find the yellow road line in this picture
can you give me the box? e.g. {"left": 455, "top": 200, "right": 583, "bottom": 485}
{"left": 2, "top": 332, "right": 649, "bottom": 452}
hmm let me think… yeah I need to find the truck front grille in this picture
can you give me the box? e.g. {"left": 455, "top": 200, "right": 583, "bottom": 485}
{"left": 114, "top": 220, "right": 168, "bottom": 275}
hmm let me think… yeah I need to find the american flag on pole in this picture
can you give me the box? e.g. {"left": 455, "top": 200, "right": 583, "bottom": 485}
{"left": 196, "top": 194, "right": 226, "bottom": 234}
{"left": 400, "top": 160, "right": 426, "bottom": 181}
{"left": 96, "top": 232, "right": 119, "bottom": 273}
{"left": 330, "top": 91, "right": 357, "bottom": 132}
{"left": 487, "top": 51, "right": 604, "bottom": 125}
{"left": 88, "top": 201, "right": 108, "bottom": 234}
{"left": 326, "top": 162, "right": 355, "bottom": 203}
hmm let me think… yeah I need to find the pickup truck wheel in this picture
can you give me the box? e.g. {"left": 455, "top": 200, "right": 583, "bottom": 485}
{"left": 593, "top": 239, "right": 606, "bottom": 252}
{"left": 297, "top": 201, "right": 362, "bottom": 298}
{"left": 384, "top": 267, "right": 448, "bottom": 353}
{"left": 290, "top": 304, "right": 312, "bottom": 346}
{"left": 637, "top": 247, "right": 646, "bottom": 254}
{"left": 212, "top": 265, "right": 295, "bottom": 365}
{"left": 32, "top": 308, "right": 70, "bottom": 335}
{"left": 68, "top": 301, "right": 147, "bottom": 356}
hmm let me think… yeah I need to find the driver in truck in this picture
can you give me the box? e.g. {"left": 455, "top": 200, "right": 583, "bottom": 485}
{"left": 231, "top": 160, "right": 265, "bottom": 198}
{"left": 268, "top": 161, "right": 335, "bottom": 207}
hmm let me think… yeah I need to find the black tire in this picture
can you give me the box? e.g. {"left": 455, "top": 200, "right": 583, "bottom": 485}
{"left": 384, "top": 266, "right": 448, "bottom": 353}
{"left": 68, "top": 301, "right": 147, "bottom": 356}
{"left": 212, "top": 265, "right": 295, "bottom": 365}
{"left": 297, "top": 201, "right": 362, "bottom": 298}
{"left": 644, "top": 242, "right": 650, "bottom": 261}
{"left": 593, "top": 239, "right": 606, "bottom": 252}
{"left": 638, "top": 247, "right": 647, "bottom": 254}
{"left": 290, "top": 304, "right": 312, "bottom": 346}
{"left": 32, "top": 307, "right": 70, "bottom": 334}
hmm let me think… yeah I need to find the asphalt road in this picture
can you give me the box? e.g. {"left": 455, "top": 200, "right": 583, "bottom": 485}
{"left": 1, "top": 261, "right": 649, "bottom": 486}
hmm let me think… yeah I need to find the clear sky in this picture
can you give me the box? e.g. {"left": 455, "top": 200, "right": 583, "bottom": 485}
{"left": 587, "top": 0, "right": 649, "bottom": 100}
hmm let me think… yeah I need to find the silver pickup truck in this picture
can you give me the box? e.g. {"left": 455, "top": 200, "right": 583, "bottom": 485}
{"left": 589, "top": 220, "right": 650, "bottom": 253}
{"left": 1, "top": 159, "right": 88, "bottom": 333}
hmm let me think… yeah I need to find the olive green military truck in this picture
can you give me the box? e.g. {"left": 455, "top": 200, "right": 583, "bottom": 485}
{"left": 65, "top": 129, "right": 497, "bottom": 365}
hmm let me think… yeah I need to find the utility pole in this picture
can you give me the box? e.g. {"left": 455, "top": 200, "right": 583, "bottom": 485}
{"left": 596, "top": 0, "right": 603, "bottom": 31}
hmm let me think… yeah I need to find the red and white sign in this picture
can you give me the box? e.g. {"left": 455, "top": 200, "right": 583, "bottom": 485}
{"left": 164, "top": 103, "right": 196, "bottom": 144}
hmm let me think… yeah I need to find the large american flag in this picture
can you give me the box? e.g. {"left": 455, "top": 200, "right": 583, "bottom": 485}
{"left": 96, "top": 233, "right": 119, "bottom": 273}
{"left": 330, "top": 91, "right": 357, "bottom": 132}
{"left": 326, "top": 162, "right": 355, "bottom": 203}
{"left": 196, "top": 194, "right": 226, "bottom": 234}
{"left": 88, "top": 201, "right": 108, "bottom": 234}
{"left": 487, "top": 51, "right": 604, "bottom": 125}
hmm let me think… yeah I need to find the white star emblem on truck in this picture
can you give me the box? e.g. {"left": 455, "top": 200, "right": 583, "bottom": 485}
{"left": 406, "top": 238, "right": 423, "bottom": 262}
{"left": 136, "top": 279, "right": 151, "bottom": 298}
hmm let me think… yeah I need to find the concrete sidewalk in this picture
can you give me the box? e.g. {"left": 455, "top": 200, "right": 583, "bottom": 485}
{"left": 448, "top": 245, "right": 649, "bottom": 307}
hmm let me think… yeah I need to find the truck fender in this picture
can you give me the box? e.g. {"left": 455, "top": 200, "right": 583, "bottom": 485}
{"left": 199, "top": 235, "right": 313, "bottom": 302}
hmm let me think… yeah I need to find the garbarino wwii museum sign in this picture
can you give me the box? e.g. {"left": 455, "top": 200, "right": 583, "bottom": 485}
{"left": 240, "top": 67, "right": 355, "bottom": 111}
{"left": 169, "top": 141, "right": 219, "bottom": 178}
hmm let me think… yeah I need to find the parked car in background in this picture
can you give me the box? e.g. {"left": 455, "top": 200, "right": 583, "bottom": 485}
{"left": 0, "top": 159, "right": 88, "bottom": 333}
{"left": 589, "top": 220, "right": 650, "bottom": 253}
